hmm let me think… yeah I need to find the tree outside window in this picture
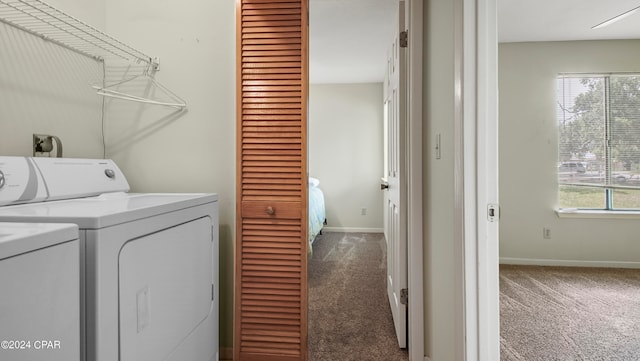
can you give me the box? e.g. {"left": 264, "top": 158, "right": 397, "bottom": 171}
{"left": 557, "top": 74, "right": 640, "bottom": 210}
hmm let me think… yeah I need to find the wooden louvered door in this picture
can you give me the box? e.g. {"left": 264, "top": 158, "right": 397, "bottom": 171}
{"left": 235, "top": 0, "right": 308, "bottom": 360}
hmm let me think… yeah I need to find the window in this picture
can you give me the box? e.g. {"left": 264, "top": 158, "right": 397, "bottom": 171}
{"left": 557, "top": 74, "right": 640, "bottom": 210}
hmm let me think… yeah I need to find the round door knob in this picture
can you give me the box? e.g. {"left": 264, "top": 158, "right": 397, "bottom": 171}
{"left": 0, "top": 170, "right": 5, "bottom": 189}
{"left": 266, "top": 206, "right": 275, "bottom": 215}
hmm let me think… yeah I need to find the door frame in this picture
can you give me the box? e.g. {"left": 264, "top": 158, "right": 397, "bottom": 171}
{"left": 407, "top": 0, "right": 499, "bottom": 359}
{"left": 460, "top": 0, "right": 500, "bottom": 360}
{"left": 409, "top": 0, "right": 500, "bottom": 359}
{"left": 406, "top": 0, "right": 424, "bottom": 360}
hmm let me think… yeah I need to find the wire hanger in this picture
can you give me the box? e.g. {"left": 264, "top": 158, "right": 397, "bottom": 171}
{"left": 92, "top": 63, "right": 187, "bottom": 110}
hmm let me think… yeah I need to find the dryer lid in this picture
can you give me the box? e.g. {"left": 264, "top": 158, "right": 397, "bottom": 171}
{"left": 0, "top": 192, "right": 217, "bottom": 229}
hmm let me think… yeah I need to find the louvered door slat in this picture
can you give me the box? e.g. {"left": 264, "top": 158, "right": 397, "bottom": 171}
{"left": 236, "top": 0, "right": 308, "bottom": 359}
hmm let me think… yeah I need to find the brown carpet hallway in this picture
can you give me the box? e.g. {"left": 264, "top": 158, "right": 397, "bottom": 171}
{"left": 308, "top": 232, "right": 409, "bottom": 361}
{"left": 500, "top": 265, "right": 640, "bottom": 361}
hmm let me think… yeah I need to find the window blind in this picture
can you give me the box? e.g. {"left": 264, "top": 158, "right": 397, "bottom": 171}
{"left": 557, "top": 74, "right": 640, "bottom": 209}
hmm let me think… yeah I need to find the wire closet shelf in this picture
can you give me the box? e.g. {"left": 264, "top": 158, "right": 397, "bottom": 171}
{"left": 0, "top": 0, "right": 187, "bottom": 109}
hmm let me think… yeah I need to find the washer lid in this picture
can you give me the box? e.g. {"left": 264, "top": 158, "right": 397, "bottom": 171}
{"left": 0, "top": 193, "right": 218, "bottom": 229}
{"left": 0, "top": 222, "right": 78, "bottom": 260}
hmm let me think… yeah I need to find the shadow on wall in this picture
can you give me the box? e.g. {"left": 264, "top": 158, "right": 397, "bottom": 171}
{"left": 218, "top": 223, "right": 235, "bottom": 351}
{"left": 0, "top": 22, "right": 104, "bottom": 158}
{"left": 101, "top": 63, "right": 189, "bottom": 156}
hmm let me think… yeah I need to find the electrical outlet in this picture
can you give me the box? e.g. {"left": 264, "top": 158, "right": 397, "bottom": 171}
{"left": 543, "top": 227, "right": 551, "bottom": 239}
{"left": 361, "top": 208, "right": 367, "bottom": 215}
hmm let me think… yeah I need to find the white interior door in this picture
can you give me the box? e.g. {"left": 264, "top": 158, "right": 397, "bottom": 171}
{"left": 382, "top": 0, "right": 408, "bottom": 348}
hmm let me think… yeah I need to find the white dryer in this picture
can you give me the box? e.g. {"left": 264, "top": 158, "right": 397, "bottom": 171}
{"left": 0, "top": 157, "right": 219, "bottom": 361}
{"left": 0, "top": 222, "right": 80, "bottom": 361}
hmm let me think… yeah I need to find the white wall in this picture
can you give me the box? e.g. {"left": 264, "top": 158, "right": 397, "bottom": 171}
{"left": 0, "top": 0, "right": 237, "bottom": 350}
{"left": 0, "top": 1, "right": 105, "bottom": 158}
{"left": 424, "top": 0, "right": 461, "bottom": 358}
{"left": 500, "top": 40, "right": 640, "bottom": 266}
{"left": 309, "top": 83, "right": 384, "bottom": 232}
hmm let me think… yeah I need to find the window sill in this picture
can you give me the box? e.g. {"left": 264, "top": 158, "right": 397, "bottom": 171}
{"left": 556, "top": 208, "right": 640, "bottom": 220}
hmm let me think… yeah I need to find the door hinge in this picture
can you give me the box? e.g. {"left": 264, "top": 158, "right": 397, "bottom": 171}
{"left": 400, "top": 30, "right": 408, "bottom": 48}
{"left": 212, "top": 284, "right": 215, "bottom": 301}
{"left": 400, "top": 288, "right": 408, "bottom": 305}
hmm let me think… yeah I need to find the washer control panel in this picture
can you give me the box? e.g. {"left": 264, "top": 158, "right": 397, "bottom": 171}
{"left": 0, "top": 157, "right": 47, "bottom": 206}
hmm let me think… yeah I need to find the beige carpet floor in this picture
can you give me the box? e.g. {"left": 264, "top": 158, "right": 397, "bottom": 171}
{"left": 308, "top": 232, "right": 409, "bottom": 361}
{"left": 500, "top": 265, "right": 640, "bottom": 361}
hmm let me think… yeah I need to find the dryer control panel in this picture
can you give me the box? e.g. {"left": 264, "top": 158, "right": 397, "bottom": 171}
{"left": 0, "top": 157, "right": 130, "bottom": 206}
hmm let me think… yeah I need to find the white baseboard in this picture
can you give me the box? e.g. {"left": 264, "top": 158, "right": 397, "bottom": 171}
{"left": 219, "top": 347, "right": 232, "bottom": 361}
{"left": 322, "top": 227, "right": 383, "bottom": 233}
{"left": 424, "top": 357, "right": 431, "bottom": 361}
{"left": 500, "top": 257, "right": 640, "bottom": 269}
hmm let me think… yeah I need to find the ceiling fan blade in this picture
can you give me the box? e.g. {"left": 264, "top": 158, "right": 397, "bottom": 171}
{"left": 592, "top": 5, "right": 640, "bottom": 29}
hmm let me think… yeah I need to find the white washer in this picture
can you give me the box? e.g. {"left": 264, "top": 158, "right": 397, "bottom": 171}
{"left": 0, "top": 222, "right": 80, "bottom": 361}
{"left": 0, "top": 157, "right": 219, "bottom": 361}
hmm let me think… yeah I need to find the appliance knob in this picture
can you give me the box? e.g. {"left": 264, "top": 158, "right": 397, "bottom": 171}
{"left": 0, "top": 170, "right": 4, "bottom": 189}
{"left": 104, "top": 169, "right": 116, "bottom": 179}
